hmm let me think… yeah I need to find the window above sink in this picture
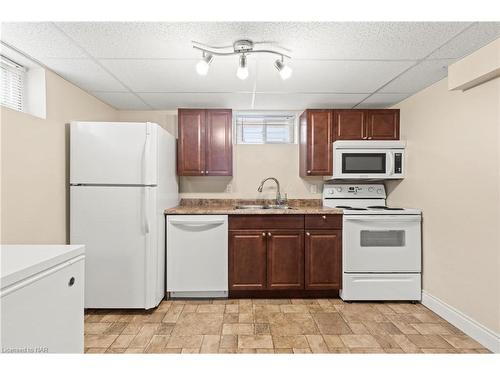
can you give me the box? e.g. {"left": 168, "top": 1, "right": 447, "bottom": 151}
{"left": 234, "top": 111, "right": 299, "bottom": 145}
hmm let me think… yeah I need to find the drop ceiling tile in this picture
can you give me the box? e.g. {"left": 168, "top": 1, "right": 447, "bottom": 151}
{"left": 1, "top": 22, "right": 86, "bottom": 59}
{"left": 354, "top": 93, "right": 412, "bottom": 109}
{"left": 43, "top": 58, "right": 128, "bottom": 92}
{"left": 380, "top": 59, "right": 455, "bottom": 94}
{"left": 138, "top": 92, "right": 253, "bottom": 110}
{"left": 91, "top": 92, "right": 151, "bottom": 110}
{"left": 55, "top": 22, "right": 471, "bottom": 60}
{"left": 100, "top": 58, "right": 256, "bottom": 92}
{"left": 428, "top": 22, "right": 500, "bottom": 59}
{"left": 255, "top": 58, "right": 415, "bottom": 93}
{"left": 252, "top": 93, "right": 368, "bottom": 110}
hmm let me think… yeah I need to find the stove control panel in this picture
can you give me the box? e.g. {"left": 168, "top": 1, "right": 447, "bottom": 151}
{"left": 323, "top": 184, "right": 386, "bottom": 199}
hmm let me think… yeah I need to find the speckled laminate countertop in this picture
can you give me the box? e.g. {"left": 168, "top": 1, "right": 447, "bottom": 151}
{"left": 164, "top": 199, "right": 343, "bottom": 215}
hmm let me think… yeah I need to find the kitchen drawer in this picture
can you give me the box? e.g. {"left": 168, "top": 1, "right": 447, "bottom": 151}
{"left": 305, "top": 214, "right": 342, "bottom": 229}
{"left": 229, "top": 215, "right": 304, "bottom": 230}
{"left": 341, "top": 273, "right": 421, "bottom": 301}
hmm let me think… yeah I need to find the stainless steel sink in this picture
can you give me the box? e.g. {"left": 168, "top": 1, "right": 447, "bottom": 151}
{"left": 233, "top": 204, "right": 294, "bottom": 210}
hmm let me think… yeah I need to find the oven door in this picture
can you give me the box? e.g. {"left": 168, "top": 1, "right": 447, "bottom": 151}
{"left": 333, "top": 149, "right": 394, "bottom": 179}
{"left": 343, "top": 215, "right": 421, "bottom": 272}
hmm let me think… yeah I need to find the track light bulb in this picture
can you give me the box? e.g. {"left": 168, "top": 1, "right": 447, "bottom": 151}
{"left": 236, "top": 54, "right": 249, "bottom": 80}
{"left": 196, "top": 53, "right": 213, "bottom": 76}
{"left": 274, "top": 59, "right": 292, "bottom": 80}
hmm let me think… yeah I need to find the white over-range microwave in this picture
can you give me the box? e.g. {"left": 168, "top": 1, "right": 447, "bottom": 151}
{"left": 331, "top": 140, "right": 406, "bottom": 180}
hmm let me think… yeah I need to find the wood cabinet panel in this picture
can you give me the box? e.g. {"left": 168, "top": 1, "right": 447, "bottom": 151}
{"left": 267, "top": 230, "right": 304, "bottom": 290}
{"left": 364, "top": 109, "right": 400, "bottom": 140}
{"left": 177, "top": 108, "right": 233, "bottom": 176}
{"left": 305, "top": 214, "right": 342, "bottom": 230}
{"left": 299, "top": 110, "right": 333, "bottom": 176}
{"left": 229, "top": 231, "right": 267, "bottom": 290}
{"left": 177, "top": 109, "right": 205, "bottom": 175}
{"left": 333, "top": 110, "right": 366, "bottom": 140}
{"left": 205, "top": 109, "right": 232, "bottom": 176}
{"left": 229, "top": 215, "right": 304, "bottom": 230}
{"left": 305, "top": 230, "right": 342, "bottom": 290}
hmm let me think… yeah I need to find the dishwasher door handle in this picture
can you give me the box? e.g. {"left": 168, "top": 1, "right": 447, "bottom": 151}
{"left": 169, "top": 220, "right": 226, "bottom": 227}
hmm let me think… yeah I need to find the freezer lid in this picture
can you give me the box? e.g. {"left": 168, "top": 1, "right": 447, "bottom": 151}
{"left": 70, "top": 121, "right": 158, "bottom": 185}
{"left": 0, "top": 245, "right": 85, "bottom": 289}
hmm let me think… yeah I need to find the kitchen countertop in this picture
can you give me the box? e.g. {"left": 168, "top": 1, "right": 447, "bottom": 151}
{"left": 165, "top": 199, "right": 343, "bottom": 215}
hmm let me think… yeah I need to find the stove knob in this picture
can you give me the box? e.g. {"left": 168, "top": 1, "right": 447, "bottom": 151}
{"left": 376, "top": 188, "right": 383, "bottom": 194}
{"left": 336, "top": 187, "right": 342, "bottom": 192}
{"left": 368, "top": 187, "right": 374, "bottom": 192}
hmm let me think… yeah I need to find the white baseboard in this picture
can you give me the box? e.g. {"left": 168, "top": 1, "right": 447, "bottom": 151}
{"left": 421, "top": 290, "right": 500, "bottom": 353}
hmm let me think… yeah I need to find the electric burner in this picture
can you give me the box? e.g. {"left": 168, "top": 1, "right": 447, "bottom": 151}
{"left": 367, "top": 206, "right": 405, "bottom": 211}
{"left": 336, "top": 206, "right": 367, "bottom": 210}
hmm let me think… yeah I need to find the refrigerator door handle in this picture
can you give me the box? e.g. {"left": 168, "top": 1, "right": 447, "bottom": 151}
{"left": 143, "top": 123, "right": 151, "bottom": 185}
{"left": 143, "top": 187, "right": 150, "bottom": 234}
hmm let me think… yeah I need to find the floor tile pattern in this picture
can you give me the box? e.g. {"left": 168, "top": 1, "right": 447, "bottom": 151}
{"left": 84, "top": 299, "right": 490, "bottom": 354}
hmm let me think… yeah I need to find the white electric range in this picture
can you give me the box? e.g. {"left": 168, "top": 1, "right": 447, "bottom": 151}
{"left": 323, "top": 183, "right": 422, "bottom": 301}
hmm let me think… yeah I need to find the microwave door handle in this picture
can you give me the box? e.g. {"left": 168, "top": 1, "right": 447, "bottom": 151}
{"left": 387, "top": 152, "right": 394, "bottom": 176}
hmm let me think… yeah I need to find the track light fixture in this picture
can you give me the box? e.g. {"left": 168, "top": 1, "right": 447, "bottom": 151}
{"left": 193, "top": 39, "right": 292, "bottom": 80}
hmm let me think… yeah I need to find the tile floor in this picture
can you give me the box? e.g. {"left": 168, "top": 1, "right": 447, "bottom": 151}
{"left": 84, "top": 298, "right": 490, "bottom": 354}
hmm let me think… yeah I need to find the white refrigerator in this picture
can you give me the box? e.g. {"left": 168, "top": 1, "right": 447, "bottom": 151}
{"left": 70, "top": 121, "right": 178, "bottom": 309}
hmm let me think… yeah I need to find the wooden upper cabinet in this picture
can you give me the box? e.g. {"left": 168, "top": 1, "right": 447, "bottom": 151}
{"left": 299, "top": 109, "right": 333, "bottom": 177}
{"left": 305, "top": 230, "right": 342, "bottom": 290}
{"left": 177, "top": 109, "right": 205, "bottom": 175}
{"left": 229, "top": 231, "right": 267, "bottom": 291}
{"left": 267, "top": 230, "right": 304, "bottom": 290}
{"left": 364, "top": 109, "right": 400, "bottom": 140}
{"left": 177, "top": 108, "right": 232, "bottom": 176}
{"left": 333, "top": 110, "right": 365, "bottom": 140}
{"left": 205, "top": 109, "right": 233, "bottom": 176}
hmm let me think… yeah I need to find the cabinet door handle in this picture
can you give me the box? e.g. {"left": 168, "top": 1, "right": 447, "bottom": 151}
{"left": 322, "top": 215, "right": 327, "bottom": 220}
{"left": 307, "top": 170, "right": 311, "bottom": 174}
{"left": 368, "top": 137, "right": 372, "bottom": 140}
{"left": 262, "top": 232, "right": 266, "bottom": 237}
{"left": 201, "top": 170, "right": 205, "bottom": 174}
{"left": 306, "top": 232, "right": 310, "bottom": 236}
{"left": 68, "top": 277, "right": 75, "bottom": 287}
{"left": 267, "top": 232, "right": 272, "bottom": 237}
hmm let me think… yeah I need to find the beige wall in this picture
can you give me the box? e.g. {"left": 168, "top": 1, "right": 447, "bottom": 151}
{"left": 117, "top": 110, "right": 177, "bottom": 136}
{"left": 1, "top": 70, "right": 117, "bottom": 244}
{"left": 387, "top": 77, "right": 500, "bottom": 333}
{"left": 181, "top": 144, "right": 324, "bottom": 200}
{"left": 118, "top": 111, "right": 325, "bottom": 200}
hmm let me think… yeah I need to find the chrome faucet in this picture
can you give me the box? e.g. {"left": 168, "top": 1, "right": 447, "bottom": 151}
{"left": 257, "top": 177, "right": 286, "bottom": 206}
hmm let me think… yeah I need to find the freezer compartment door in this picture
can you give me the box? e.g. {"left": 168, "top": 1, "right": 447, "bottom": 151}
{"left": 70, "top": 185, "right": 160, "bottom": 309}
{"left": 70, "top": 122, "right": 158, "bottom": 185}
{"left": 341, "top": 273, "right": 421, "bottom": 301}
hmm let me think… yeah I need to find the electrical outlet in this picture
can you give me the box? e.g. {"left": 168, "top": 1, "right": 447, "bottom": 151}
{"left": 226, "top": 183, "right": 233, "bottom": 193}
{"left": 310, "top": 184, "right": 317, "bottom": 194}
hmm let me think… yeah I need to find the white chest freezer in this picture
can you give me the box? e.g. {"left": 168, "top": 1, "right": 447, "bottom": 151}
{"left": 1, "top": 245, "right": 85, "bottom": 353}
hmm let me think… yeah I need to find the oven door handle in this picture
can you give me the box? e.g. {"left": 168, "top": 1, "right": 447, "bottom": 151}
{"left": 344, "top": 216, "right": 421, "bottom": 223}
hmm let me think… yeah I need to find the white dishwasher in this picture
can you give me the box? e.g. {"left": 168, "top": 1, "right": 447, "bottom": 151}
{"left": 166, "top": 215, "right": 228, "bottom": 298}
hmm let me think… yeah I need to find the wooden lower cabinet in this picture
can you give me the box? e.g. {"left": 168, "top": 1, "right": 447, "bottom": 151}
{"left": 305, "top": 230, "right": 342, "bottom": 290}
{"left": 228, "top": 215, "right": 342, "bottom": 295}
{"left": 229, "top": 231, "right": 267, "bottom": 290}
{"left": 267, "top": 230, "right": 304, "bottom": 290}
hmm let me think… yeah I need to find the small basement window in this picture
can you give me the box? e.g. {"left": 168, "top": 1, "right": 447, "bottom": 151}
{"left": 235, "top": 112, "right": 297, "bottom": 144}
{"left": 1, "top": 55, "right": 25, "bottom": 112}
